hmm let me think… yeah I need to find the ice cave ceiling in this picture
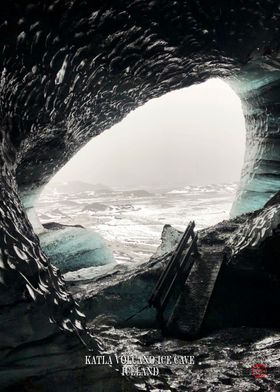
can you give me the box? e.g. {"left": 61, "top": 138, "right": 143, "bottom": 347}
{"left": 0, "top": 0, "right": 279, "bottom": 215}
{"left": 1, "top": 0, "right": 280, "bottom": 342}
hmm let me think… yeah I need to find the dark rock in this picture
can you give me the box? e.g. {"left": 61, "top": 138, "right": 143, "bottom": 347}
{"left": 43, "top": 222, "right": 84, "bottom": 230}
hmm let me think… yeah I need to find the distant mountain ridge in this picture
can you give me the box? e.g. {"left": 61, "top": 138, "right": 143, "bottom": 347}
{"left": 46, "top": 180, "right": 113, "bottom": 194}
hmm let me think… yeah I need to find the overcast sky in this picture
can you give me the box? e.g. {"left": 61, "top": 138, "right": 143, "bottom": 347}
{"left": 51, "top": 78, "right": 246, "bottom": 189}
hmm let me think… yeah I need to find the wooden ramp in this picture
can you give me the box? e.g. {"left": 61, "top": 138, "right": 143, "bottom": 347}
{"left": 166, "top": 244, "right": 225, "bottom": 337}
{"left": 148, "top": 221, "right": 198, "bottom": 314}
{"left": 148, "top": 221, "right": 225, "bottom": 338}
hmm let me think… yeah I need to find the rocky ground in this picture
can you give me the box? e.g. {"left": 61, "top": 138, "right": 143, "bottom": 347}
{"left": 93, "top": 324, "right": 280, "bottom": 391}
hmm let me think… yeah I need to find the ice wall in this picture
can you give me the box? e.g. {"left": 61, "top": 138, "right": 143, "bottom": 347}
{"left": 231, "top": 63, "right": 280, "bottom": 216}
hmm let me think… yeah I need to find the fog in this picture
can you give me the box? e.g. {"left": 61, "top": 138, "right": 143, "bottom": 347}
{"left": 51, "top": 78, "right": 246, "bottom": 189}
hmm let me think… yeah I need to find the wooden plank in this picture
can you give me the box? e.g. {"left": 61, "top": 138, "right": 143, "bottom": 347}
{"left": 148, "top": 221, "right": 195, "bottom": 309}
{"left": 160, "top": 234, "right": 198, "bottom": 311}
{"left": 166, "top": 246, "right": 224, "bottom": 337}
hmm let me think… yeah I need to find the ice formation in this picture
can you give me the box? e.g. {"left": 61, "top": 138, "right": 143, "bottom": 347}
{"left": 40, "top": 223, "right": 115, "bottom": 273}
{"left": 228, "top": 204, "right": 280, "bottom": 257}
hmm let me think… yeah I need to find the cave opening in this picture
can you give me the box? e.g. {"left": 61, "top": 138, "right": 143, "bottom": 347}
{"left": 36, "top": 78, "right": 246, "bottom": 272}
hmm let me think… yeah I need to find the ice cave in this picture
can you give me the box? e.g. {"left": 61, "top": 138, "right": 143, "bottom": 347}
{"left": 1, "top": 1, "right": 280, "bottom": 391}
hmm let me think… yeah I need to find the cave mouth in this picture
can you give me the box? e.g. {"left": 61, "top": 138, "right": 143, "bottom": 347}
{"left": 35, "top": 78, "right": 246, "bottom": 272}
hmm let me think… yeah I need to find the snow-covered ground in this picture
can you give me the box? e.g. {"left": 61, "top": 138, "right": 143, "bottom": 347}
{"left": 37, "top": 181, "right": 238, "bottom": 263}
